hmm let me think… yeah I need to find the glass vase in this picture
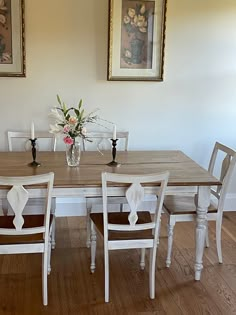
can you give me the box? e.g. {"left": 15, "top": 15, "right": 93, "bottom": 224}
{"left": 66, "top": 139, "right": 81, "bottom": 167}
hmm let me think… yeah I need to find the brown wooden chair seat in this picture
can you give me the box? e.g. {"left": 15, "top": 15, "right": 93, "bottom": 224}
{"left": 90, "top": 211, "right": 153, "bottom": 240}
{"left": 164, "top": 195, "right": 217, "bottom": 215}
{"left": 0, "top": 214, "right": 53, "bottom": 244}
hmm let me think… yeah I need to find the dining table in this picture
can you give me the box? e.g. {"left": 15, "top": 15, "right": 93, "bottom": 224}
{"left": 0, "top": 149, "right": 221, "bottom": 281}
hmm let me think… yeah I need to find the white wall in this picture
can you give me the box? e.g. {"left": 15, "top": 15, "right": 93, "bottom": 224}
{"left": 0, "top": 0, "right": 236, "bottom": 207}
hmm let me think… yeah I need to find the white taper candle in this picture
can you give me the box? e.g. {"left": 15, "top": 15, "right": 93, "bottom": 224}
{"left": 112, "top": 124, "right": 117, "bottom": 140}
{"left": 31, "top": 122, "right": 35, "bottom": 139}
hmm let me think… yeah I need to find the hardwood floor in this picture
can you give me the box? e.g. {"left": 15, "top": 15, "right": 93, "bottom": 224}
{"left": 0, "top": 213, "right": 236, "bottom": 315}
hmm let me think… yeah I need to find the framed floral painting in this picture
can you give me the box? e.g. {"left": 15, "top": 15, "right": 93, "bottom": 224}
{"left": 0, "top": 0, "right": 25, "bottom": 77}
{"left": 107, "top": 0, "right": 167, "bottom": 81}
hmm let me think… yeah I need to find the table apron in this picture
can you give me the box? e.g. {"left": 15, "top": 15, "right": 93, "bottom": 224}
{"left": 0, "top": 185, "right": 198, "bottom": 199}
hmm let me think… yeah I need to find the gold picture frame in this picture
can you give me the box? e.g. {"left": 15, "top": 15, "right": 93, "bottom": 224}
{"left": 108, "top": 0, "right": 167, "bottom": 81}
{"left": 0, "top": 0, "right": 25, "bottom": 77}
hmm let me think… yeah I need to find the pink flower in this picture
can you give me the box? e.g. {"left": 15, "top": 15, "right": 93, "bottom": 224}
{"left": 63, "top": 136, "right": 74, "bottom": 145}
{"left": 63, "top": 125, "right": 70, "bottom": 133}
{"left": 69, "top": 116, "right": 78, "bottom": 125}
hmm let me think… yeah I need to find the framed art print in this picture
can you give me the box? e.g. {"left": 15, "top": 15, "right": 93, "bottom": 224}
{"left": 0, "top": 0, "right": 25, "bottom": 77}
{"left": 108, "top": 0, "right": 167, "bottom": 81}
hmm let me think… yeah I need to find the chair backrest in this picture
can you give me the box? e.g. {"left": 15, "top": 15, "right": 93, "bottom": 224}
{"left": 82, "top": 131, "right": 129, "bottom": 151}
{"left": 208, "top": 142, "right": 236, "bottom": 209}
{"left": 0, "top": 172, "right": 54, "bottom": 238}
{"left": 7, "top": 131, "right": 57, "bottom": 152}
{"left": 102, "top": 171, "right": 169, "bottom": 241}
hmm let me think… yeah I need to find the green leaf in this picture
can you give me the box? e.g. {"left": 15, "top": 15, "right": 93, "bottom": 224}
{"left": 56, "top": 107, "right": 63, "bottom": 112}
{"left": 75, "top": 122, "right": 80, "bottom": 130}
{"left": 62, "top": 102, "right": 67, "bottom": 111}
{"left": 64, "top": 107, "right": 74, "bottom": 116}
{"left": 80, "top": 109, "right": 84, "bottom": 119}
{"left": 74, "top": 108, "right": 80, "bottom": 118}
{"left": 78, "top": 99, "right": 83, "bottom": 109}
{"left": 57, "top": 94, "right": 62, "bottom": 105}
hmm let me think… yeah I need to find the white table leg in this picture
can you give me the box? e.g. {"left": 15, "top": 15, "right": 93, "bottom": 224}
{"left": 194, "top": 186, "right": 210, "bottom": 280}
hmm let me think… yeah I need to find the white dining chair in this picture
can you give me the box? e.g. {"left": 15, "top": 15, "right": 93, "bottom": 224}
{"left": 82, "top": 131, "right": 129, "bottom": 152}
{"left": 84, "top": 131, "right": 129, "bottom": 247}
{"left": 0, "top": 172, "right": 54, "bottom": 305}
{"left": 163, "top": 142, "right": 236, "bottom": 267}
{"left": 7, "top": 131, "right": 57, "bottom": 248}
{"left": 7, "top": 131, "right": 57, "bottom": 152}
{"left": 90, "top": 171, "right": 169, "bottom": 302}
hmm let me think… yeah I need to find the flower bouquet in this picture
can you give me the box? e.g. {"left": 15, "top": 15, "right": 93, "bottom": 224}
{"left": 49, "top": 95, "right": 98, "bottom": 166}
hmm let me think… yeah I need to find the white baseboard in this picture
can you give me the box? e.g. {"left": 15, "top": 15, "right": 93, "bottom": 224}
{"left": 55, "top": 197, "right": 86, "bottom": 217}
{"left": 55, "top": 194, "right": 236, "bottom": 217}
{"left": 55, "top": 196, "right": 158, "bottom": 217}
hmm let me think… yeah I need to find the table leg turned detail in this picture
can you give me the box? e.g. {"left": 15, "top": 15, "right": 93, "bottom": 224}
{"left": 195, "top": 186, "right": 210, "bottom": 280}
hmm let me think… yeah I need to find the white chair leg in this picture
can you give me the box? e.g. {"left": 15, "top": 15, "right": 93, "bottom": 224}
{"left": 47, "top": 235, "right": 52, "bottom": 275}
{"left": 216, "top": 214, "right": 223, "bottom": 263}
{"left": 166, "top": 221, "right": 175, "bottom": 268}
{"left": 140, "top": 248, "right": 146, "bottom": 270}
{"left": 51, "top": 198, "right": 56, "bottom": 249}
{"left": 90, "top": 220, "right": 97, "bottom": 273}
{"left": 205, "top": 221, "right": 210, "bottom": 248}
{"left": 157, "top": 217, "right": 161, "bottom": 245}
{"left": 104, "top": 246, "right": 110, "bottom": 303}
{"left": 42, "top": 250, "right": 48, "bottom": 306}
{"left": 51, "top": 219, "right": 56, "bottom": 249}
{"left": 86, "top": 202, "right": 92, "bottom": 248}
{"left": 149, "top": 246, "right": 157, "bottom": 299}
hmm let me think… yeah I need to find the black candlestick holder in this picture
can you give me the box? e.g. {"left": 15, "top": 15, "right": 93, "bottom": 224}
{"left": 107, "top": 139, "right": 121, "bottom": 167}
{"left": 28, "top": 138, "right": 41, "bottom": 167}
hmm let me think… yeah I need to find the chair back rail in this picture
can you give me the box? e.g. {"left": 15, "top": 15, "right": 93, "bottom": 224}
{"left": 82, "top": 131, "right": 129, "bottom": 151}
{"left": 208, "top": 141, "right": 236, "bottom": 208}
{"left": 7, "top": 131, "right": 57, "bottom": 152}
{"left": 102, "top": 172, "right": 169, "bottom": 237}
{"left": 0, "top": 173, "right": 54, "bottom": 236}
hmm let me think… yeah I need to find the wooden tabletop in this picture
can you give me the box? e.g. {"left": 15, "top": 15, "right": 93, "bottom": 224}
{"left": 0, "top": 151, "right": 221, "bottom": 188}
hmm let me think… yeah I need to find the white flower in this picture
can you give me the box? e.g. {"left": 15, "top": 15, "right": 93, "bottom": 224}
{"left": 140, "top": 4, "right": 146, "bottom": 14}
{"left": 49, "top": 95, "right": 99, "bottom": 142}
{"left": 48, "top": 107, "right": 65, "bottom": 124}
{"left": 139, "top": 27, "right": 147, "bottom": 33}
{"left": 125, "top": 49, "right": 132, "bottom": 58}
{"left": 136, "top": 15, "right": 146, "bottom": 28}
{"left": 0, "top": 0, "right": 7, "bottom": 10}
{"left": 123, "top": 15, "right": 130, "bottom": 24}
{"left": 128, "top": 8, "right": 135, "bottom": 18}
{"left": 49, "top": 124, "right": 63, "bottom": 135}
{"left": 124, "top": 5, "right": 149, "bottom": 35}
{"left": 1, "top": 52, "right": 11, "bottom": 62}
{"left": 0, "top": 14, "right": 6, "bottom": 25}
